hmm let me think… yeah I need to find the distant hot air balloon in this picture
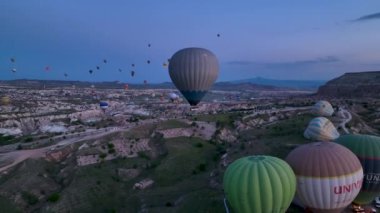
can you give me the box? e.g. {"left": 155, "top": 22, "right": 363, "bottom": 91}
{"left": 99, "top": 101, "right": 109, "bottom": 110}
{"left": 143, "top": 80, "right": 148, "bottom": 84}
{"left": 304, "top": 117, "right": 340, "bottom": 141}
{"left": 148, "top": 43, "right": 151, "bottom": 47}
{"left": 64, "top": 73, "right": 68, "bottom": 78}
{"left": 1, "top": 96, "right": 10, "bottom": 105}
{"left": 96, "top": 66, "right": 100, "bottom": 70}
{"left": 131, "top": 71, "right": 135, "bottom": 77}
{"left": 131, "top": 63, "right": 135, "bottom": 67}
{"left": 118, "top": 68, "right": 122, "bottom": 72}
{"left": 10, "top": 58, "right": 15, "bottom": 63}
{"left": 11, "top": 68, "right": 16, "bottom": 73}
{"left": 89, "top": 70, "right": 93, "bottom": 74}
{"left": 103, "top": 59, "right": 107, "bottom": 64}
{"left": 147, "top": 60, "right": 151, "bottom": 64}
{"left": 224, "top": 155, "right": 296, "bottom": 213}
{"left": 168, "top": 92, "right": 179, "bottom": 102}
{"left": 335, "top": 134, "right": 380, "bottom": 205}
{"left": 45, "top": 66, "right": 51, "bottom": 72}
{"left": 312, "top": 100, "right": 334, "bottom": 117}
{"left": 286, "top": 142, "right": 363, "bottom": 213}
{"left": 169, "top": 47, "right": 219, "bottom": 106}
{"left": 217, "top": 33, "right": 221, "bottom": 37}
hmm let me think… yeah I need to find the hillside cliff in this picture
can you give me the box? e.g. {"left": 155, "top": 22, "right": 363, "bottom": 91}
{"left": 317, "top": 71, "right": 380, "bottom": 98}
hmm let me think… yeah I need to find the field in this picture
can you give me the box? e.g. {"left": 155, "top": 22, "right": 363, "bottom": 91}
{"left": 0, "top": 112, "right": 322, "bottom": 212}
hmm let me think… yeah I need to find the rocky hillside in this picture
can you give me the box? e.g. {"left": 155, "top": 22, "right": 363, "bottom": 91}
{"left": 317, "top": 71, "right": 380, "bottom": 98}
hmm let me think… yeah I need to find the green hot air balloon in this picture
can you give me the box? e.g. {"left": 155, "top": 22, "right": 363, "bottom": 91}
{"left": 168, "top": 47, "right": 219, "bottom": 106}
{"left": 336, "top": 134, "right": 380, "bottom": 205}
{"left": 223, "top": 155, "right": 296, "bottom": 213}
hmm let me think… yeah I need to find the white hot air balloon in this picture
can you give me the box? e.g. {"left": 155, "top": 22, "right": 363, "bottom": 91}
{"left": 304, "top": 117, "right": 340, "bottom": 141}
{"left": 312, "top": 100, "right": 334, "bottom": 117}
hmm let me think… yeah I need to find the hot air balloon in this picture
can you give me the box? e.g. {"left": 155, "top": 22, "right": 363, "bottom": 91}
{"left": 223, "top": 155, "right": 296, "bottom": 213}
{"left": 64, "top": 73, "right": 68, "bottom": 78}
{"left": 304, "top": 117, "right": 340, "bottom": 141}
{"left": 147, "top": 60, "right": 151, "bottom": 64}
{"left": 312, "top": 100, "right": 334, "bottom": 117}
{"left": 99, "top": 101, "right": 109, "bottom": 111}
{"left": 45, "top": 66, "right": 51, "bottom": 72}
{"left": 10, "top": 58, "right": 15, "bottom": 63}
{"left": 11, "top": 68, "right": 16, "bottom": 73}
{"left": 103, "top": 59, "right": 107, "bottom": 64}
{"left": 148, "top": 43, "right": 151, "bottom": 47}
{"left": 118, "top": 68, "right": 122, "bottom": 72}
{"left": 89, "top": 70, "right": 93, "bottom": 74}
{"left": 143, "top": 80, "right": 147, "bottom": 85}
{"left": 168, "top": 92, "right": 179, "bottom": 102}
{"left": 131, "top": 71, "right": 135, "bottom": 77}
{"left": 1, "top": 96, "right": 10, "bottom": 105}
{"left": 168, "top": 47, "right": 219, "bottom": 106}
{"left": 335, "top": 134, "right": 380, "bottom": 205}
{"left": 217, "top": 33, "right": 221, "bottom": 37}
{"left": 286, "top": 142, "right": 363, "bottom": 213}
{"left": 96, "top": 66, "right": 100, "bottom": 70}
{"left": 131, "top": 63, "right": 135, "bottom": 67}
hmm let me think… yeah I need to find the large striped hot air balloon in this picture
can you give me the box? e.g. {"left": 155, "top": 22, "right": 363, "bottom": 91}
{"left": 286, "top": 142, "right": 363, "bottom": 213}
{"left": 223, "top": 155, "right": 296, "bottom": 213}
{"left": 168, "top": 47, "right": 219, "bottom": 106}
{"left": 335, "top": 134, "right": 380, "bottom": 205}
{"left": 312, "top": 100, "right": 334, "bottom": 117}
{"left": 304, "top": 117, "right": 340, "bottom": 141}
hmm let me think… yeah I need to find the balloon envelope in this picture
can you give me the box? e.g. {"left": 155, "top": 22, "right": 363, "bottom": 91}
{"left": 99, "top": 101, "right": 108, "bottom": 109}
{"left": 223, "top": 155, "right": 296, "bottom": 213}
{"left": 335, "top": 134, "right": 380, "bottom": 204}
{"left": 286, "top": 142, "right": 363, "bottom": 212}
{"left": 168, "top": 47, "right": 219, "bottom": 106}
{"left": 312, "top": 100, "right": 334, "bottom": 117}
{"left": 304, "top": 117, "right": 340, "bottom": 141}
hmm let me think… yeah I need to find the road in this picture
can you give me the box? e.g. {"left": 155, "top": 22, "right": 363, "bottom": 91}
{"left": 337, "top": 108, "right": 352, "bottom": 134}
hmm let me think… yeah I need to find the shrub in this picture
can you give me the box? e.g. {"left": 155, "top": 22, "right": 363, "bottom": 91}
{"left": 47, "top": 193, "right": 60, "bottom": 202}
{"left": 197, "top": 163, "right": 206, "bottom": 172}
{"left": 24, "top": 137, "right": 33, "bottom": 143}
{"left": 22, "top": 191, "right": 39, "bottom": 205}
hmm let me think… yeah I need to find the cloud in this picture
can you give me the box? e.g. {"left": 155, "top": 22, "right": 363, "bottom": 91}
{"left": 227, "top": 56, "right": 340, "bottom": 67}
{"left": 354, "top": 12, "right": 380, "bottom": 22}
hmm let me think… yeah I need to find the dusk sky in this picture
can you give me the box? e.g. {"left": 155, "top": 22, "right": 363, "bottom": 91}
{"left": 1, "top": 1, "right": 380, "bottom": 83}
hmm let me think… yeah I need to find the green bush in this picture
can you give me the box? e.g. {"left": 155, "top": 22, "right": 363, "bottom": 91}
{"left": 22, "top": 191, "right": 39, "bottom": 205}
{"left": 47, "top": 193, "right": 60, "bottom": 202}
{"left": 24, "top": 137, "right": 33, "bottom": 143}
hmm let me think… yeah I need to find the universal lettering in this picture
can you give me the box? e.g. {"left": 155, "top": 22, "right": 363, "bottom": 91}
{"left": 333, "top": 179, "right": 363, "bottom": 194}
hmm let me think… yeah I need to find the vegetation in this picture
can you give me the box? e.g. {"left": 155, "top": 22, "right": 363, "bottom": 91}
{"left": 47, "top": 193, "right": 60, "bottom": 202}
{"left": 0, "top": 134, "right": 15, "bottom": 145}
{"left": 21, "top": 191, "right": 39, "bottom": 205}
{"left": 157, "top": 119, "right": 190, "bottom": 130}
{"left": 193, "top": 113, "right": 240, "bottom": 128}
{"left": 0, "top": 196, "right": 21, "bottom": 213}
